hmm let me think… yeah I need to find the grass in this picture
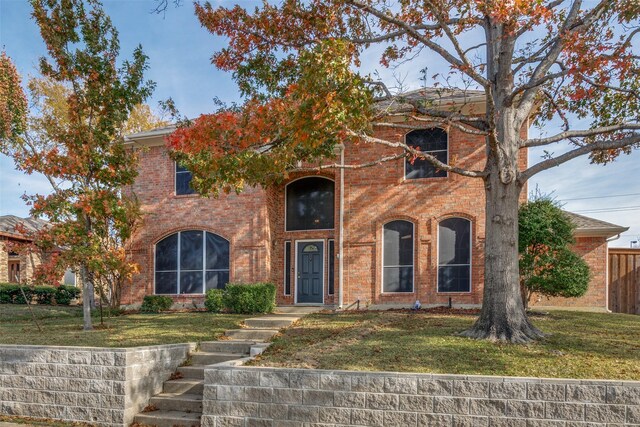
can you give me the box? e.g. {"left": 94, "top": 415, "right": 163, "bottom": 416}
{"left": 0, "top": 305, "right": 245, "bottom": 347}
{"left": 0, "top": 415, "right": 92, "bottom": 426}
{"left": 251, "top": 309, "right": 640, "bottom": 380}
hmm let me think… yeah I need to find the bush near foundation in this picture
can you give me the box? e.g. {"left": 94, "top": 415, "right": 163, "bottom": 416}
{"left": 140, "top": 295, "right": 174, "bottom": 313}
{"left": 222, "top": 282, "right": 276, "bottom": 314}
{"left": 0, "top": 283, "right": 34, "bottom": 304}
{"left": 55, "top": 285, "right": 81, "bottom": 305}
{"left": 33, "top": 285, "right": 56, "bottom": 304}
{"left": 205, "top": 289, "right": 224, "bottom": 313}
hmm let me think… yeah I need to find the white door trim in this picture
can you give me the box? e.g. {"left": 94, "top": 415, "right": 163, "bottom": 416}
{"left": 294, "top": 239, "right": 325, "bottom": 305}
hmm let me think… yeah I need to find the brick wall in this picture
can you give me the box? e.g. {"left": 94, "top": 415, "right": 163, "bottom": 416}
{"left": 202, "top": 365, "right": 640, "bottom": 426}
{"left": 124, "top": 123, "right": 608, "bottom": 310}
{"left": 122, "top": 145, "right": 272, "bottom": 305}
{"left": 0, "top": 241, "right": 8, "bottom": 282}
{"left": 0, "top": 343, "right": 193, "bottom": 427}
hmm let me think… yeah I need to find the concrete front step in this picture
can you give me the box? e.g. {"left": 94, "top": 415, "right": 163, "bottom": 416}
{"left": 199, "top": 340, "right": 255, "bottom": 354}
{"left": 244, "top": 316, "right": 298, "bottom": 329}
{"left": 163, "top": 379, "right": 204, "bottom": 395}
{"left": 225, "top": 328, "right": 279, "bottom": 342}
{"left": 133, "top": 409, "right": 201, "bottom": 427}
{"left": 190, "top": 351, "right": 246, "bottom": 365}
{"left": 275, "top": 306, "right": 324, "bottom": 314}
{"left": 150, "top": 393, "right": 203, "bottom": 413}
{"left": 176, "top": 366, "right": 205, "bottom": 379}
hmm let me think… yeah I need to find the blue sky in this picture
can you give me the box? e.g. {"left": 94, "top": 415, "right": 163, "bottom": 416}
{"left": 1, "top": 0, "right": 639, "bottom": 248}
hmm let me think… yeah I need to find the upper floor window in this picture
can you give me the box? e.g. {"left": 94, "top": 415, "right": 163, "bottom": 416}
{"left": 175, "top": 162, "right": 195, "bottom": 195}
{"left": 438, "top": 218, "right": 471, "bottom": 292}
{"left": 405, "top": 128, "right": 448, "bottom": 179}
{"left": 155, "top": 230, "right": 230, "bottom": 294}
{"left": 382, "top": 220, "right": 414, "bottom": 293}
{"left": 285, "top": 177, "right": 335, "bottom": 231}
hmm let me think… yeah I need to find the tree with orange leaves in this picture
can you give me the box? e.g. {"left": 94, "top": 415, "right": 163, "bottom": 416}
{"left": 0, "top": 0, "right": 155, "bottom": 330}
{"left": 167, "top": 1, "right": 640, "bottom": 342}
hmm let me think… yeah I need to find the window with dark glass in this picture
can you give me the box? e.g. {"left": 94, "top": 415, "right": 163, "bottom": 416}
{"left": 284, "top": 241, "right": 292, "bottom": 295}
{"left": 328, "top": 240, "right": 335, "bottom": 295}
{"left": 285, "top": 177, "right": 335, "bottom": 231}
{"left": 382, "top": 220, "right": 414, "bottom": 293}
{"left": 405, "top": 128, "right": 448, "bottom": 179}
{"left": 155, "top": 231, "right": 229, "bottom": 294}
{"left": 438, "top": 218, "right": 471, "bottom": 292}
{"left": 176, "top": 162, "right": 195, "bottom": 195}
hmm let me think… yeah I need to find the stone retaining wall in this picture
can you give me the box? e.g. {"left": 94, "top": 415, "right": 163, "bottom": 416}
{"left": 0, "top": 343, "right": 194, "bottom": 426}
{"left": 202, "top": 365, "right": 640, "bottom": 426}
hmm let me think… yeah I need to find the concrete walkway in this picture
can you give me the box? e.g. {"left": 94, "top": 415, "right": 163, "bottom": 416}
{"left": 133, "top": 306, "right": 321, "bottom": 427}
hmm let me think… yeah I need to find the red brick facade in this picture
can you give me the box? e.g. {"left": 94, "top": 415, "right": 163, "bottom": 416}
{"left": 122, "top": 124, "right": 610, "bottom": 310}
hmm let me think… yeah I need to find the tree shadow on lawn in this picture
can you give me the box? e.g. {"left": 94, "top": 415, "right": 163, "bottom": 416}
{"left": 1, "top": 310, "right": 245, "bottom": 347}
{"left": 257, "top": 310, "right": 640, "bottom": 379}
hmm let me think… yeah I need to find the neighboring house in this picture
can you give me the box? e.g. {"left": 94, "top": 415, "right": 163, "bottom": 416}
{"left": 0, "top": 215, "right": 48, "bottom": 283}
{"left": 122, "top": 89, "right": 627, "bottom": 311}
{"left": 530, "top": 212, "right": 627, "bottom": 310}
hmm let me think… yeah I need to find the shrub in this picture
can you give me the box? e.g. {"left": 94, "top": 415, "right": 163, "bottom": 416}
{"left": 33, "top": 285, "right": 56, "bottom": 304}
{"left": 222, "top": 282, "right": 276, "bottom": 314}
{"left": 11, "top": 285, "right": 34, "bottom": 304}
{"left": 140, "top": 295, "right": 173, "bottom": 313}
{"left": 0, "top": 283, "right": 18, "bottom": 303}
{"left": 205, "top": 289, "right": 224, "bottom": 313}
{"left": 55, "top": 285, "right": 81, "bottom": 305}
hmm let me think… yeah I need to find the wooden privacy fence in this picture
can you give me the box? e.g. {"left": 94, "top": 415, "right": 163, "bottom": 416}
{"left": 608, "top": 248, "right": 640, "bottom": 314}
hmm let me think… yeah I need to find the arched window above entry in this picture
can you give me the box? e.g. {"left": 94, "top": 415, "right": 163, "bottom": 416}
{"left": 405, "top": 128, "right": 448, "bottom": 179}
{"left": 285, "top": 177, "right": 335, "bottom": 231}
{"left": 438, "top": 218, "right": 471, "bottom": 292}
{"left": 155, "top": 230, "right": 230, "bottom": 294}
{"left": 382, "top": 220, "right": 414, "bottom": 293}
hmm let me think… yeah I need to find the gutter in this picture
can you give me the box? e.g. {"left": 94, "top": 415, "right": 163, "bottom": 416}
{"left": 338, "top": 145, "right": 345, "bottom": 309}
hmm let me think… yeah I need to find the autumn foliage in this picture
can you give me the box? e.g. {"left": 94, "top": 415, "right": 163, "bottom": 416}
{"left": 167, "top": 0, "right": 640, "bottom": 342}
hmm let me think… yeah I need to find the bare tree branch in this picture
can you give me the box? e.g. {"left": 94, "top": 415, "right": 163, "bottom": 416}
{"left": 345, "top": 0, "right": 490, "bottom": 88}
{"left": 522, "top": 124, "right": 640, "bottom": 147}
{"left": 515, "top": 1, "right": 610, "bottom": 124}
{"left": 346, "top": 130, "right": 487, "bottom": 178}
{"left": 520, "top": 134, "right": 640, "bottom": 181}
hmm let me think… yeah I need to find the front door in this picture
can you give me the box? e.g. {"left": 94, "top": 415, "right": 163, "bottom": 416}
{"left": 296, "top": 241, "right": 324, "bottom": 304}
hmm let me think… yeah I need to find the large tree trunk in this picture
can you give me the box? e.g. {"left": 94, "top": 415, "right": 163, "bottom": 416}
{"left": 461, "top": 169, "right": 543, "bottom": 343}
{"left": 80, "top": 263, "right": 93, "bottom": 331}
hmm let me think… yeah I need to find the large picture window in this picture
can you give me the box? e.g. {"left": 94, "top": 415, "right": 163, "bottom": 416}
{"left": 438, "top": 218, "right": 471, "bottom": 292}
{"left": 176, "top": 162, "right": 195, "bottom": 195}
{"left": 405, "top": 128, "right": 448, "bottom": 179}
{"left": 286, "top": 177, "right": 335, "bottom": 231}
{"left": 155, "top": 230, "right": 229, "bottom": 294}
{"left": 382, "top": 220, "right": 414, "bottom": 293}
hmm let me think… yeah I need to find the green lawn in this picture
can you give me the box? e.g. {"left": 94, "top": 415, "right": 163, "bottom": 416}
{"left": 251, "top": 309, "right": 640, "bottom": 380}
{"left": 0, "top": 305, "right": 245, "bottom": 347}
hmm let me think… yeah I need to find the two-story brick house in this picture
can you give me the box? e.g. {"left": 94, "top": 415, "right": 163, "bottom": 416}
{"left": 121, "top": 90, "right": 626, "bottom": 310}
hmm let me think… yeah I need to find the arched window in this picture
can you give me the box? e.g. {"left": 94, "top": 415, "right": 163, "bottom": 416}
{"left": 405, "top": 128, "right": 448, "bottom": 179}
{"left": 382, "top": 220, "right": 414, "bottom": 293}
{"left": 438, "top": 218, "right": 471, "bottom": 292}
{"left": 286, "top": 177, "right": 335, "bottom": 231}
{"left": 155, "top": 231, "right": 230, "bottom": 294}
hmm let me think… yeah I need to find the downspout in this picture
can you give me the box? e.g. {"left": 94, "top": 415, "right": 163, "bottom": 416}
{"left": 338, "top": 145, "right": 345, "bottom": 309}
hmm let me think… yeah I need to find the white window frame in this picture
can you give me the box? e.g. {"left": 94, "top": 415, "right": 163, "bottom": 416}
{"left": 436, "top": 217, "right": 472, "bottom": 294}
{"left": 284, "top": 176, "right": 336, "bottom": 232}
{"left": 175, "top": 161, "right": 195, "bottom": 196}
{"left": 284, "top": 240, "right": 292, "bottom": 296}
{"left": 153, "top": 230, "right": 230, "bottom": 295}
{"left": 404, "top": 128, "right": 449, "bottom": 180}
{"left": 327, "top": 239, "right": 335, "bottom": 296}
{"left": 381, "top": 220, "right": 415, "bottom": 294}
